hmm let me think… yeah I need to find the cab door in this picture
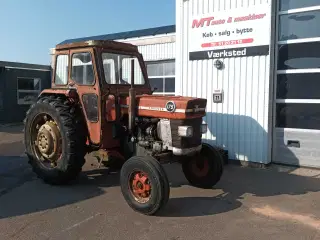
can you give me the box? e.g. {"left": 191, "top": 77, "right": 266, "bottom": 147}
{"left": 69, "top": 48, "right": 102, "bottom": 145}
{"left": 98, "top": 50, "right": 123, "bottom": 149}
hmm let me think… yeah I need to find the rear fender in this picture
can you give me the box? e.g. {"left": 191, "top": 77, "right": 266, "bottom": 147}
{"left": 39, "top": 88, "right": 78, "bottom": 99}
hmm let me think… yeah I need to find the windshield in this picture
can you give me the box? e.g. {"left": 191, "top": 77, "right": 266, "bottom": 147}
{"left": 102, "top": 52, "right": 145, "bottom": 85}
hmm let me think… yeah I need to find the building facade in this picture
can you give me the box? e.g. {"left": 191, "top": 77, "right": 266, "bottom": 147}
{"left": 176, "top": 0, "right": 273, "bottom": 166}
{"left": 0, "top": 61, "right": 51, "bottom": 123}
{"left": 176, "top": 0, "right": 320, "bottom": 169}
{"left": 54, "top": 0, "right": 320, "bottom": 168}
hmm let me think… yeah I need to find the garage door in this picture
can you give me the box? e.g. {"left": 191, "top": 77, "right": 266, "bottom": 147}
{"left": 273, "top": 1, "right": 320, "bottom": 168}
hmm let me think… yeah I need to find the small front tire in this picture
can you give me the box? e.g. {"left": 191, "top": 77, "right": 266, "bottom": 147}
{"left": 120, "top": 156, "right": 170, "bottom": 215}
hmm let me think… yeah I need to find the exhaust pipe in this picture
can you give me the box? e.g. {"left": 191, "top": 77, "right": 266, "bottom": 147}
{"left": 128, "top": 58, "right": 136, "bottom": 136}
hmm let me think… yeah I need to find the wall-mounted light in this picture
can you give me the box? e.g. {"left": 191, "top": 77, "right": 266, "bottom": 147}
{"left": 214, "top": 60, "right": 224, "bottom": 70}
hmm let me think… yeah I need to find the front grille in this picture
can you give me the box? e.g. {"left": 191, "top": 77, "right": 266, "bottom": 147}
{"left": 170, "top": 118, "right": 202, "bottom": 149}
{"left": 186, "top": 98, "right": 207, "bottom": 109}
{"left": 185, "top": 99, "right": 207, "bottom": 117}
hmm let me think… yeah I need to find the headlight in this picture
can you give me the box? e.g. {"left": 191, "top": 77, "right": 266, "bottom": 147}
{"left": 178, "top": 126, "right": 193, "bottom": 137}
{"left": 201, "top": 124, "right": 207, "bottom": 134}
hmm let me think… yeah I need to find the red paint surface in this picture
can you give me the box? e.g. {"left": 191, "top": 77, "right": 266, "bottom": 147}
{"left": 201, "top": 38, "right": 254, "bottom": 48}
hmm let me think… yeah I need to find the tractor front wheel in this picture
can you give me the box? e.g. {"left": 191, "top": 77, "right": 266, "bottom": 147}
{"left": 120, "top": 156, "right": 170, "bottom": 215}
{"left": 23, "top": 95, "right": 87, "bottom": 185}
{"left": 182, "top": 143, "right": 224, "bottom": 189}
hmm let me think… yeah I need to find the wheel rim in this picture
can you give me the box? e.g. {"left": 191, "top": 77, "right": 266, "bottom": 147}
{"left": 129, "top": 171, "right": 152, "bottom": 203}
{"left": 30, "top": 113, "right": 62, "bottom": 169}
{"left": 189, "top": 156, "right": 210, "bottom": 177}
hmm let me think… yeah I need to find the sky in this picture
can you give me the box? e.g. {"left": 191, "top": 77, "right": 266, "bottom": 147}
{"left": 0, "top": 0, "right": 175, "bottom": 65}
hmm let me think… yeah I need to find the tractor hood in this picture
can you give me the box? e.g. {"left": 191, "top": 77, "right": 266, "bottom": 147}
{"left": 133, "top": 95, "right": 207, "bottom": 119}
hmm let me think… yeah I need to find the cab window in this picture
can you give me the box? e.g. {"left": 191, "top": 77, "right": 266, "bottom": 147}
{"left": 102, "top": 52, "right": 145, "bottom": 85}
{"left": 71, "top": 52, "right": 95, "bottom": 85}
{"left": 55, "top": 54, "right": 69, "bottom": 85}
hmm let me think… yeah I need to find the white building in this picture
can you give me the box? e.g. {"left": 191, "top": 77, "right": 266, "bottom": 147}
{"left": 53, "top": 0, "right": 320, "bottom": 169}
{"left": 176, "top": 0, "right": 320, "bottom": 169}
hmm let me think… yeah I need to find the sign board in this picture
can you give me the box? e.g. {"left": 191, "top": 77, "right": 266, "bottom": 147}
{"left": 188, "top": 3, "right": 271, "bottom": 60}
{"left": 213, "top": 89, "right": 223, "bottom": 103}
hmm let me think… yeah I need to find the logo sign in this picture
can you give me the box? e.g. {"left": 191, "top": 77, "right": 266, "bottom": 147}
{"left": 165, "top": 101, "right": 176, "bottom": 112}
{"left": 188, "top": 3, "right": 271, "bottom": 60}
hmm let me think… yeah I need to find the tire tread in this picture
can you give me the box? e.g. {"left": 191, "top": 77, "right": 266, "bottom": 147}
{"left": 24, "top": 94, "right": 87, "bottom": 185}
{"left": 120, "top": 156, "right": 170, "bottom": 215}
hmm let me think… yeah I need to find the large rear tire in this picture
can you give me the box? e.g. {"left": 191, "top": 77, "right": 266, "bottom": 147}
{"left": 23, "top": 95, "right": 87, "bottom": 185}
{"left": 182, "top": 143, "right": 224, "bottom": 189}
{"left": 120, "top": 156, "right": 170, "bottom": 215}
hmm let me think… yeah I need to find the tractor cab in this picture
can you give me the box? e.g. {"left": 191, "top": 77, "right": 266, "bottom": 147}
{"left": 52, "top": 40, "right": 152, "bottom": 93}
{"left": 45, "top": 40, "right": 153, "bottom": 146}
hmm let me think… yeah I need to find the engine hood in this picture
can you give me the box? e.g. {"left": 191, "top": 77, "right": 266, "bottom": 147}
{"left": 133, "top": 95, "right": 207, "bottom": 119}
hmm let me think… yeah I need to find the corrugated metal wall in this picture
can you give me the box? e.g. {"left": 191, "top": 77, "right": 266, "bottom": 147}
{"left": 137, "top": 42, "right": 176, "bottom": 61}
{"left": 176, "top": 0, "right": 273, "bottom": 164}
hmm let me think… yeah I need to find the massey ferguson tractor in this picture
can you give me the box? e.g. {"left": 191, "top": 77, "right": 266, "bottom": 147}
{"left": 23, "top": 40, "right": 224, "bottom": 215}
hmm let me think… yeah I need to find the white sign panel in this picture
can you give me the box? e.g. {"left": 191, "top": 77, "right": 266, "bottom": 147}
{"left": 188, "top": 3, "right": 272, "bottom": 60}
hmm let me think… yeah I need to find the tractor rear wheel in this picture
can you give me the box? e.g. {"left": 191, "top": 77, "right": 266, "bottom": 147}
{"left": 182, "top": 143, "right": 224, "bottom": 189}
{"left": 23, "top": 95, "right": 87, "bottom": 185}
{"left": 120, "top": 156, "right": 170, "bottom": 215}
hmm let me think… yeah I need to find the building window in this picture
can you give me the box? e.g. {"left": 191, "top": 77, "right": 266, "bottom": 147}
{"left": 276, "top": 103, "right": 320, "bottom": 130}
{"left": 17, "top": 77, "right": 41, "bottom": 105}
{"left": 276, "top": 1, "right": 320, "bottom": 130}
{"left": 279, "top": 10, "right": 320, "bottom": 41}
{"left": 278, "top": 42, "right": 320, "bottom": 70}
{"left": 280, "top": 0, "right": 320, "bottom": 12}
{"left": 146, "top": 60, "right": 175, "bottom": 95}
{"left": 277, "top": 73, "right": 320, "bottom": 99}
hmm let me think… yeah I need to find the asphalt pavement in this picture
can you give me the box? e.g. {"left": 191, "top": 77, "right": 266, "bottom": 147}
{"left": 0, "top": 125, "right": 319, "bottom": 240}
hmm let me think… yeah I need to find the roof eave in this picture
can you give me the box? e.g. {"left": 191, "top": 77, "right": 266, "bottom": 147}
{"left": 57, "top": 24, "right": 176, "bottom": 46}
{"left": 55, "top": 40, "right": 139, "bottom": 52}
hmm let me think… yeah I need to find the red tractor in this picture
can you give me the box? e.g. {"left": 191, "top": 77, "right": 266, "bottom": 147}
{"left": 23, "top": 40, "right": 224, "bottom": 215}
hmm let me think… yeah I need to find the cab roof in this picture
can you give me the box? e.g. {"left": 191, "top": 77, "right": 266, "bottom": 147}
{"left": 55, "top": 40, "right": 139, "bottom": 53}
